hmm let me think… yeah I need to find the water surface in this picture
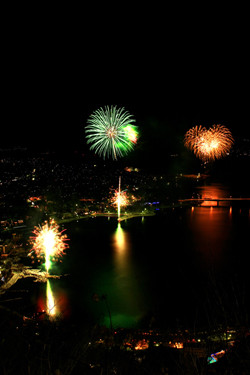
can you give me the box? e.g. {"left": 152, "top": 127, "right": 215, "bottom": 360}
{"left": 30, "top": 183, "right": 250, "bottom": 329}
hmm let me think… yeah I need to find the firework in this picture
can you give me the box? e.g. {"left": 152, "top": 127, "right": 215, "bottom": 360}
{"left": 85, "top": 106, "right": 138, "bottom": 159}
{"left": 184, "top": 125, "right": 206, "bottom": 153}
{"left": 111, "top": 177, "right": 129, "bottom": 219}
{"left": 184, "top": 124, "right": 234, "bottom": 161}
{"left": 123, "top": 124, "right": 138, "bottom": 144}
{"left": 29, "top": 219, "right": 69, "bottom": 272}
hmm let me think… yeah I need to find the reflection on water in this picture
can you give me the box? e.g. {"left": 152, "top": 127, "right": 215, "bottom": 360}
{"left": 189, "top": 206, "right": 232, "bottom": 265}
{"left": 37, "top": 280, "right": 70, "bottom": 320}
{"left": 104, "top": 223, "right": 144, "bottom": 328}
{"left": 197, "top": 183, "right": 230, "bottom": 199}
{"left": 197, "top": 183, "right": 230, "bottom": 206}
{"left": 189, "top": 183, "right": 232, "bottom": 264}
{"left": 113, "top": 223, "right": 128, "bottom": 254}
{"left": 46, "top": 280, "right": 57, "bottom": 317}
{"left": 31, "top": 184, "right": 250, "bottom": 329}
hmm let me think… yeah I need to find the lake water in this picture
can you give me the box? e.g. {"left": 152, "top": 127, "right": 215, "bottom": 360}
{"left": 25, "top": 183, "right": 250, "bottom": 330}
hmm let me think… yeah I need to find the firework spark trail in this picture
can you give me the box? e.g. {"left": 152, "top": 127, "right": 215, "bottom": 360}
{"left": 110, "top": 177, "right": 130, "bottom": 221}
{"left": 117, "top": 176, "right": 121, "bottom": 220}
{"left": 184, "top": 124, "right": 234, "bottom": 161}
{"left": 29, "top": 219, "right": 69, "bottom": 273}
{"left": 85, "top": 106, "right": 139, "bottom": 160}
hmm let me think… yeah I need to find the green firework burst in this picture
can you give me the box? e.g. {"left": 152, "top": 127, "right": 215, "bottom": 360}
{"left": 85, "top": 106, "right": 138, "bottom": 160}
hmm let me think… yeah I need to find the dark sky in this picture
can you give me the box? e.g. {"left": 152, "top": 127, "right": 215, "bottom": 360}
{"left": 1, "top": 20, "right": 249, "bottom": 157}
{"left": 2, "top": 72, "right": 248, "bottom": 155}
{"left": 1, "top": 0, "right": 249, "bottom": 154}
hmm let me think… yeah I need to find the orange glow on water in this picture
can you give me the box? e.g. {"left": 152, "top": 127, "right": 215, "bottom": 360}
{"left": 197, "top": 184, "right": 231, "bottom": 207}
{"left": 201, "top": 200, "right": 217, "bottom": 207}
{"left": 189, "top": 185, "right": 233, "bottom": 265}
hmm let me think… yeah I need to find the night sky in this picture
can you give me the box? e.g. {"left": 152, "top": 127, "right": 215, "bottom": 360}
{"left": 1, "top": 25, "right": 249, "bottom": 164}
{"left": 1, "top": 0, "right": 249, "bottom": 156}
{"left": 2, "top": 76, "right": 248, "bottom": 159}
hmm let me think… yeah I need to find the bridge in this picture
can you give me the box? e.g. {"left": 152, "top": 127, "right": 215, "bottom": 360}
{"left": 178, "top": 197, "right": 250, "bottom": 207}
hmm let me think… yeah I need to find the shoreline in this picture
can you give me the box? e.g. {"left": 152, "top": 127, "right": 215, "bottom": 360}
{"left": 57, "top": 211, "right": 156, "bottom": 225}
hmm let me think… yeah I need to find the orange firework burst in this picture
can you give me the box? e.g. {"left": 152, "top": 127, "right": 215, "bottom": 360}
{"left": 184, "top": 124, "right": 234, "bottom": 161}
{"left": 111, "top": 189, "right": 129, "bottom": 212}
{"left": 110, "top": 177, "right": 129, "bottom": 220}
{"left": 110, "top": 177, "right": 139, "bottom": 220}
{"left": 29, "top": 219, "right": 69, "bottom": 272}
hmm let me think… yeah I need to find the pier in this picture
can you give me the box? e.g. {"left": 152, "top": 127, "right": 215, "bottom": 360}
{"left": 179, "top": 197, "right": 250, "bottom": 207}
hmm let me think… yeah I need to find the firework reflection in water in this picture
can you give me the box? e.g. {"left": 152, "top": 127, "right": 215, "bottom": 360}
{"left": 36, "top": 281, "right": 70, "bottom": 320}
{"left": 46, "top": 280, "right": 56, "bottom": 317}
